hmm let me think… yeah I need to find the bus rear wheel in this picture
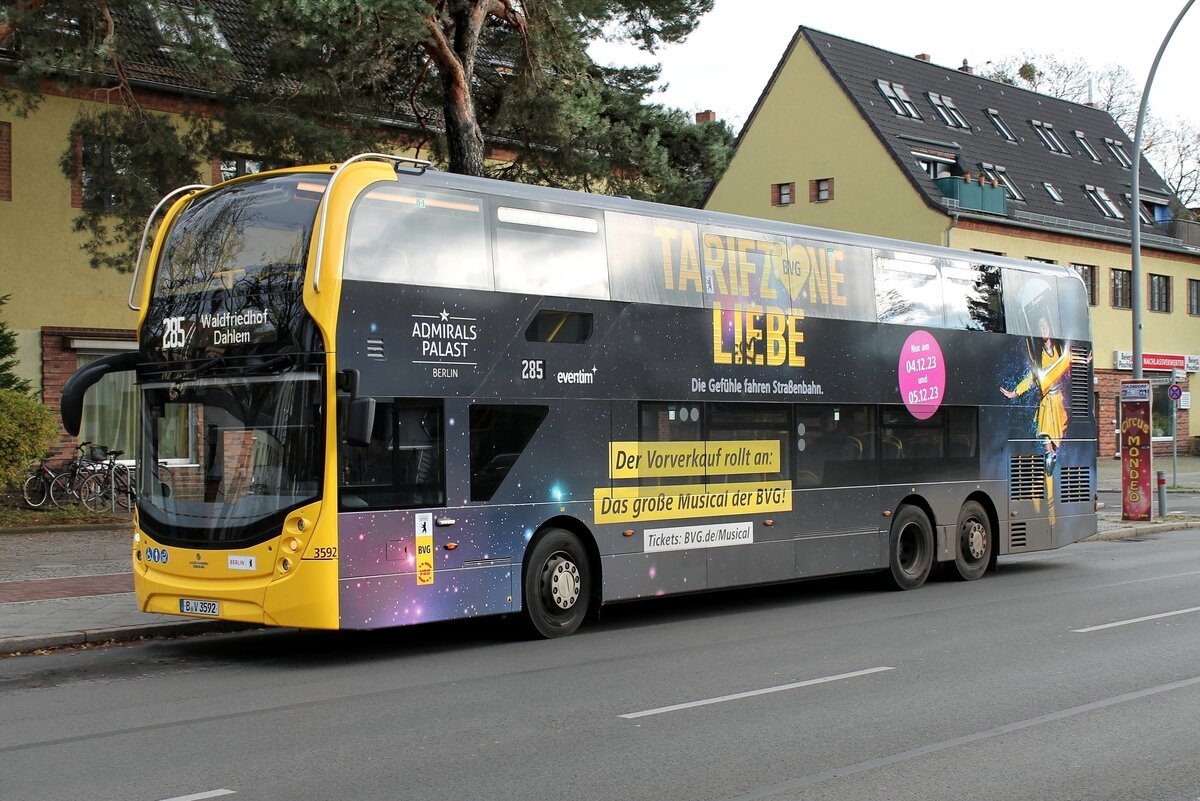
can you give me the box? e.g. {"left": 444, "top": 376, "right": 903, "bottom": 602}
{"left": 886, "top": 505, "right": 934, "bottom": 590}
{"left": 522, "top": 529, "right": 590, "bottom": 638}
{"left": 952, "top": 501, "right": 993, "bottom": 581}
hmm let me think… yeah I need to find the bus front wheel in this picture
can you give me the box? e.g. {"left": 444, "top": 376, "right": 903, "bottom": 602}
{"left": 886, "top": 505, "right": 934, "bottom": 590}
{"left": 522, "top": 529, "right": 591, "bottom": 638}
{"left": 952, "top": 501, "right": 993, "bottom": 581}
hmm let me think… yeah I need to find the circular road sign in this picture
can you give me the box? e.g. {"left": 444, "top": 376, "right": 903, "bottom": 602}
{"left": 1168, "top": 383, "right": 1183, "bottom": 401}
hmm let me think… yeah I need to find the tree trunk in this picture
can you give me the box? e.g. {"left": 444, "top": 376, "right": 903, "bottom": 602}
{"left": 440, "top": 71, "right": 487, "bottom": 177}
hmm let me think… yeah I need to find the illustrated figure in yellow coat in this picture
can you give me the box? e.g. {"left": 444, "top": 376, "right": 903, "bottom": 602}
{"left": 1000, "top": 313, "right": 1069, "bottom": 475}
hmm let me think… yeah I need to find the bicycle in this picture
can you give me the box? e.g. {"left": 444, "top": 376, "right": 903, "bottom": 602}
{"left": 21, "top": 453, "right": 59, "bottom": 509}
{"left": 49, "top": 441, "right": 101, "bottom": 508}
{"left": 79, "top": 449, "right": 134, "bottom": 512}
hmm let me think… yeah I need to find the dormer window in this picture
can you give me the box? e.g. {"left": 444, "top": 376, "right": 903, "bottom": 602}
{"left": 1104, "top": 138, "right": 1133, "bottom": 168}
{"left": 913, "top": 151, "right": 956, "bottom": 178}
{"left": 1031, "top": 120, "right": 1069, "bottom": 154}
{"left": 980, "top": 163, "right": 1023, "bottom": 201}
{"left": 1074, "top": 131, "right": 1101, "bottom": 162}
{"left": 877, "top": 80, "right": 921, "bottom": 119}
{"left": 928, "top": 93, "right": 969, "bottom": 128}
{"left": 987, "top": 109, "right": 1016, "bottom": 141}
{"left": 1083, "top": 185, "right": 1123, "bottom": 218}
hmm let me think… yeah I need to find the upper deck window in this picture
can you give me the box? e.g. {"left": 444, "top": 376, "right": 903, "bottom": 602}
{"left": 156, "top": 174, "right": 329, "bottom": 296}
{"left": 494, "top": 203, "right": 608, "bottom": 299}
{"left": 345, "top": 184, "right": 492, "bottom": 290}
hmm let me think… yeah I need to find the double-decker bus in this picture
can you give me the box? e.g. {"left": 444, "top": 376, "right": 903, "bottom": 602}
{"left": 62, "top": 153, "right": 1097, "bottom": 638}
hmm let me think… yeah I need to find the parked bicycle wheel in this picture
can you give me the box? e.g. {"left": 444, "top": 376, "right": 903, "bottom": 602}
{"left": 79, "top": 473, "right": 113, "bottom": 512}
{"left": 113, "top": 464, "right": 134, "bottom": 510}
{"left": 22, "top": 472, "right": 50, "bottom": 508}
{"left": 49, "top": 472, "right": 78, "bottom": 507}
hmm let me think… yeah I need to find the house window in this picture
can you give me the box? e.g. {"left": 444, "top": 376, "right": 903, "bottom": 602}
{"left": 220, "top": 154, "right": 280, "bottom": 183}
{"left": 76, "top": 348, "right": 138, "bottom": 457}
{"left": 772, "top": 182, "right": 795, "bottom": 206}
{"left": 0, "top": 121, "right": 10, "bottom": 202}
{"left": 1043, "top": 182, "right": 1064, "bottom": 203}
{"left": 1074, "top": 131, "right": 1101, "bottom": 162}
{"left": 1104, "top": 137, "right": 1133, "bottom": 168}
{"left": 1084, "top": 185, "right": 1123, "bottom": 219}
{"left": 1111, "top": 268, "right": 1132, "bottom": 309}
{"left": 80, "top": 136, "right": 133, "bottom": 212}
{"left": 928, "top": 93, "right": 969, "bottom": 128}
{"left": 877, "top": 80, "right": 921, "bottom": 119}
{"left": 980, "top": 163, "right": 1023, "bottom": 201}
{"left": 1122, "top": 194, "right": 1154, "bottom": 224}
{"left": 1188, "top": 279, "right": 1200, "bottom": 316}
{"left": 1026, "top": 257, "right": 1056, "bottom": 264}
{"left": 987, "top": 109, "right": 1016, "bottom": 141}
{"left": 1072, "top": 264, "right": 1098, "bottom": 306}
{"left": 971, "top": 248, "right": 1006, "bottom": 256}
{"left": 1149, "top": 274, "right": 1172, "bottom": 312}
{"left": 809, "top": 178, "right": 834, "bottom": 202}
{"left": 1031, "top": 120, "right": 1069, "bottom": 154}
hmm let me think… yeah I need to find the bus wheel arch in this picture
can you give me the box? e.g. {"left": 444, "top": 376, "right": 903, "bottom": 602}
{"left": 952, "top": 495, "right": 996, "bottom": 581}
{"left": 885, "top": 499, "right": 935, "bottom": 590}
{"left": 520, "top": 517, "right": 600, "bottom": 638}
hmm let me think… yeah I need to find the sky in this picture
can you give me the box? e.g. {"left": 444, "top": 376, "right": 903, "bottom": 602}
{"left": 588, "top": 0, "right": 1200, "bottom": 133}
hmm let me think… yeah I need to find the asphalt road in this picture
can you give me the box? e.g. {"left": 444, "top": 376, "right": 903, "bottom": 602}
{"left": 2, "top": 529, "right": 1199, "bottom": 801}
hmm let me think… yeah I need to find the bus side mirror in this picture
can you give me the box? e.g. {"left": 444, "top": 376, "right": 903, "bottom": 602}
{"left": 346, "top": 396, "right": 376, "bottom": 447}
{"left": 61, "top": 351, "right": 140, "bottom": 435}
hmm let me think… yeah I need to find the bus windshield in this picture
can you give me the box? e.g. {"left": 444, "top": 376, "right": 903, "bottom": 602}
{"left": 138, "top": 368, "right": 324, "bottom": 546}
{"left": 155, "top": 173, "right": 328, "bottom": 297}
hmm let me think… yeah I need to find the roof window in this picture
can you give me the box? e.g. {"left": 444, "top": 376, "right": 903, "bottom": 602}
{"left": 1074, "top": 131, "right": 1101, "bottom": 162}
{"left": 980, "top": 163, "right": 1023, "bottom": 201}
{"left": 986, "top": 109, "right": 1016, "bottom": 142}
{"left": 877, "top": 80, "right": 922, "bottom": 119}
{"left": 1031, "top": 120, "right": 1069, "bottom": 154}
{"left": 1083, "top": 185, "right": 1123, "bottom": 218}
{"left": 928, "top": 93, "right": 970, "bottom": 129}
{"left": 1104, "top": 138, "right": 1133, "bottom": 168}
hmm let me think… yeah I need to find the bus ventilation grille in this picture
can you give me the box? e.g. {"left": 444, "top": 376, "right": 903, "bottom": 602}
{"left": 1060, "top": 466, "right": 1091, "bottom": 504}
{"left": 1009, "top": 521, "right": 1028, "bottom": 549}
{"left": 366, "top": 338, "right": 386, "bottom": 360}
{"left": 1070, "top": 343, "right": 1090, "bottom": 417}
{"left": 1009, "top": 455, "right": 1046, "bottom": 501}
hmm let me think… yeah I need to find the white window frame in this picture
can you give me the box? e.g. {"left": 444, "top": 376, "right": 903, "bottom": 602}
{"left": 913, "top": 151, "right": 956, "bottom": 178}
{"left": 877, "top": 80, "right": 921, "bottom": 119}
{"left": 1084, "top": 185, "right": 1123, "bottom": 218}
{"left": 1043, "top": 182, "right": 1064, "bottom": 203}
{"left": 1031, "top": 120, "right": 1069, "bottom": 154}
{"left": 1074, "top": 130, "right": 1101, "bottom": 162}
{"left": 980, "top": 163, "right": 1023, "bottom": 201}
{"left": 1104, "top": 137, "right": 1133, "bottom": 168}
{"left": 987, "top": 109, "right": 1016, "bottom": 141}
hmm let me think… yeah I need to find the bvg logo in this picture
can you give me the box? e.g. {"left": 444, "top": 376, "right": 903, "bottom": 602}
{"left": 163, "top": 316, "right": 187, "bottom": 350}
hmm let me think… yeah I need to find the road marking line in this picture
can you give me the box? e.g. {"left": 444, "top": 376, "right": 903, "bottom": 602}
{"left": 1073, "top": 604, "right": 1200, "bottom": 632}
{"left": 726, "top": 674, "right": 1200, "bottom": 800}
{"left": 157, "top": 790, "right": 235, "bottom": 801}
{"left": 619, "top": 666, "right": 894, "bottom": 719}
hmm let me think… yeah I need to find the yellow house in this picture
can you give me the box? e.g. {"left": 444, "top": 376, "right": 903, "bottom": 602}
{"left": 707, "top": 27, "right": 1199, "bottom": 457}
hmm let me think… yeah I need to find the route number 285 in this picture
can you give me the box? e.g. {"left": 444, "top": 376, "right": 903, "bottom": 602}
{"left": 521, "top": 359, "right": 545, "bottom": 380}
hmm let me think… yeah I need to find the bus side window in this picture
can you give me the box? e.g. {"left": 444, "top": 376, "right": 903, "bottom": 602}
{"left": 468, "top": 405, "right": 549, "bottom": 501}
{"left": 338, "top": 399, "right": 445, "bottom": 511}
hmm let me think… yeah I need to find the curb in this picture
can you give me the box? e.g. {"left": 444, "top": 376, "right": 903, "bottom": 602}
{"left": 1, "top": 619, "right": 255, "bottom": 656}
{"left": 1083, "top": 520, "right": 1200, "bottom": 542}
{"left": 0, "top": 522, "right": 131, "bottom": 536}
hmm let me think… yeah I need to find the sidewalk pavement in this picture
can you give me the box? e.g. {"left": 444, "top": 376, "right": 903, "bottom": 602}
{"left": 2, "top": 455, "right": 1198, "bottom": 656}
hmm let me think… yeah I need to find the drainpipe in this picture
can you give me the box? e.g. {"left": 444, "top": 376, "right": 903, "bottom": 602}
{"left": 945, "top": 209, "right": 959, "bottom": 248}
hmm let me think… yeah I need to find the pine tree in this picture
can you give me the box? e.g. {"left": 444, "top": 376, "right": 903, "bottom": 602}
{"left": 0, "top": 294, "right": 32, "bottom": 396}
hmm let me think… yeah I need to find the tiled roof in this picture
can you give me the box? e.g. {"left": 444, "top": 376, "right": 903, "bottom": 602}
{"left": 796, "top": 27, "right": 1176, "bottom": 231}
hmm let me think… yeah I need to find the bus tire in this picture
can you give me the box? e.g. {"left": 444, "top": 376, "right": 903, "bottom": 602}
{"left": 886, "top": 505, "right": 934, "bottom": 590}
{"left": 522, "top": 529, "right": 590, "bottom": 639}
{"left": 952, "top": 501, "right": 992, "bottom": 581}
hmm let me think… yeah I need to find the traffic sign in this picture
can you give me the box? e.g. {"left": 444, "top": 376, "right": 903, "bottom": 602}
{"left": 1168, "top": 383, "right": 1183, "bottom": 401}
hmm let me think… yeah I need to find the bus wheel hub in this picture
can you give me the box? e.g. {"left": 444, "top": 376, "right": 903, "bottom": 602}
{"left": 966, "top": 521, "right": 986, "bottom": 560}
{"left": 547, "top": 556, "right": 580, "bottom": 610}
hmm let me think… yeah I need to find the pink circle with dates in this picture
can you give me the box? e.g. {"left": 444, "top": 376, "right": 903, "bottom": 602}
{"left": 898, "top": 330, "right": 945, "bottom": 420}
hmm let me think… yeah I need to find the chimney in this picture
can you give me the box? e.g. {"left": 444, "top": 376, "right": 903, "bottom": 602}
{"left": 959, "top": 59, "right": 973, "bottom": 74}
{"left": 695, "top": 110, "right": 716, "bottom": 124}
{"left": 915, "top": 53, "right": 931, "bottom": 62}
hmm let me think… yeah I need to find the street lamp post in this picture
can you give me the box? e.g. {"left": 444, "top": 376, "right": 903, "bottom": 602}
{"left": 1131, "top": 0, "right": 1194, "bottom": 380}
